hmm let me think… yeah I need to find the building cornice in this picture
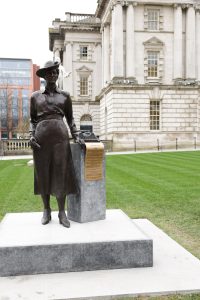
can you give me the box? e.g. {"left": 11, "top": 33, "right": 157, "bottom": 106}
{"left": 72, "top": 100, "right": 99, "bottom": 105}
{"left": 49, "top": 28, "right": 64, "bottom": 51}
{"left": 96, "top": 0, "right": 197, "bottom": 19}
{"left": 128, "top": 0, "right": 195, "bottom": 5}
{"left": 96, "top": 0, "right": 109, "bottom": 18}
{"left": 49, "top": 23, "right": 101, "bottom": 51}
{"left": 60, "top": 25, "right": 100, "bottom": 33}
{"left": 96, "top": 83, "right": 200, "bottom": 100}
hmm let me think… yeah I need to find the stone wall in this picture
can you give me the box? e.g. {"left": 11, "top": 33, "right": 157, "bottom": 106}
{"left": 99, "top": 84, "right": 200, "bottom": 151}
{"left": 70, "top": 102, "right": 100, "bottom": 136}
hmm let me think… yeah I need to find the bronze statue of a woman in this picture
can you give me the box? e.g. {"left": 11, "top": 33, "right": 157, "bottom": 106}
{"left": 30, "top": 60, "right": 78, "bottom": 228}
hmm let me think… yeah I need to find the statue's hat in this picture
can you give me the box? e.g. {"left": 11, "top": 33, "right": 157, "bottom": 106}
{"left": 36, "top": 60, "right": 59, "bottom": 78}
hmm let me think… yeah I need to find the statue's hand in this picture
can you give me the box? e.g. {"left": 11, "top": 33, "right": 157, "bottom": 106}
{"left": 29, "top": 137, "right": 41, "bottom": 149}
{"left": 72, "top": 132, "right": 79, "bottom": 143}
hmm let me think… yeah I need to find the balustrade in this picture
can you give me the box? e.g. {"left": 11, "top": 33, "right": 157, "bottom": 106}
{"left": 65, "top": 13, "right": 99, "bottom": 24}
{"left": 1, "top": 139, "right": 31, "bottom": 155}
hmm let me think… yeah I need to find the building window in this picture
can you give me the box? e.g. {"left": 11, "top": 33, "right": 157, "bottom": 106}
{"left": 1, "top": 132, "right": 8, "bottom": 139}
{"left": 0, "top": 89, "right": 7, "bottom": 128}
{"left": 150, "top": 100, "right": 160, "bottom": 130}
{"left": 80, "top": 46, "right": 88, "bottom": 60}
{"left": 80, "top": 114, "right": 93, "bottom": 132}
{"left": 144, "top": 6, "right": 163, "bottom": 31}
{"left": 22, "top": 89, "right": 29, "bottom": 118}
{"left": 148, "top": 51, "right": 158, "bottom": 77}
{"left": 80, "top": 76, "right": 88, "bottom": 96}
{"left": 148, "top": 9, "right": 159, "bottom": 30}
{"left": 0, "top": 59, "right": 31, "bottom": 86}
{"left": 143, "top": 37, "right": 164, "bottom": 83}
{"left": 77, "top": 66, "right": 92, "bottom": 98}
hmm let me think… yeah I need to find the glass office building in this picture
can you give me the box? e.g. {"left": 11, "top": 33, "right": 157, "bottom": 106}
{"left": 0, "top": 58, "right": 40, "bottom": 139}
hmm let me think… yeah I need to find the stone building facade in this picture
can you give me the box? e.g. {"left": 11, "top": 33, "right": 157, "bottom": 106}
{"left": 49, "top": 14, "right": 102, "bottom": 135}
{"left": 49, "top": 0, "right": 200, "bottom": 150}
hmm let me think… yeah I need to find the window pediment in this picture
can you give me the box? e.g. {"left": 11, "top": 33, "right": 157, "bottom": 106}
{"left": 76, "top": 65, "right": 93, "bottom": 73}
{"left": 143, "top": 37, "right": 164, "bottom": 47}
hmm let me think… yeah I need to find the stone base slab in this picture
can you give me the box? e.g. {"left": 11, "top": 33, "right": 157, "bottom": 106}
{"left": 0, "top": 209, "right": 153, "bottom": 277}
{"left": 1, "top": 219, "right": 200, "bottom": 299}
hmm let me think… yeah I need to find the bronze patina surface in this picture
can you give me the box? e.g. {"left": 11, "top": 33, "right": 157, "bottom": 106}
{"left": 30, "top": 60, "right": 79, "bottom": 228}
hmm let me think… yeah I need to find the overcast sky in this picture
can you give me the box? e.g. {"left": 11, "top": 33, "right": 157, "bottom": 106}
{"left": 0, "top": 0, "right": 98, "bottom": 67}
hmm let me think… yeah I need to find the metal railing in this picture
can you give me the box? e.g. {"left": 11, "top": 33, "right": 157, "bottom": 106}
{"left": 0, "top": 138, "right": 199, "bottom": 156}
{"left": 112, "top": 138, "right": 200, "bottom": 153}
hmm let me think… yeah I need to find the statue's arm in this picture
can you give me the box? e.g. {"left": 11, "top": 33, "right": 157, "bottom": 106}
{"left": 64, "top": 93, "right": 78, "bottom": 141}
{"left": 29, "top": 95, "right": 37, "bottom": 136}
{"left": 29, "top": 95, "right": 40, "bottom": 149}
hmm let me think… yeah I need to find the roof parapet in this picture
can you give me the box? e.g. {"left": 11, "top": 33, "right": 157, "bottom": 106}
{"left": 65, "top": 12, "right": 100, "bottom": 24}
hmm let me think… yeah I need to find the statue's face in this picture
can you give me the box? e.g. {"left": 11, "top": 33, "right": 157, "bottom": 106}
{"left": 44, "top": 69, "right": 58, "bottom": 83}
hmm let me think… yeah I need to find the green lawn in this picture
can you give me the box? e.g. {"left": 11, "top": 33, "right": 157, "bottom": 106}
{"left": 106, "top": 151, "right": 200, "bottom": 259}
{"left": 0, "top": 159, "right": 59, "bottom": 216}
{"left": 0, "top": 152, "right": 200, "bottom": 299}
{"left": 0, "top": 151, "right": 200, "bottom": 260}
{"left": 118, "top": 295, "right": 200, "bottom": 300}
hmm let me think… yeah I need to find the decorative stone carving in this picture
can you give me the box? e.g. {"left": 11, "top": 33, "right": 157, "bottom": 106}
{"left": 173, "top": 79, "right": 199, "bottom": 86}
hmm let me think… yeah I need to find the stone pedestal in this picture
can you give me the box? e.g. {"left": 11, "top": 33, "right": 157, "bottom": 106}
{"left": 68, "top": 143, "right": 106, "bottom": 223}
{"left": 0, "top": 210, "right": 153, "bottom": 277}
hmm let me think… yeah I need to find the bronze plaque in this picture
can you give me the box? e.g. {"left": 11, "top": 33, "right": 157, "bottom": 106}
{"left": 85, "top": 142, "right": 104, "bottom": 181}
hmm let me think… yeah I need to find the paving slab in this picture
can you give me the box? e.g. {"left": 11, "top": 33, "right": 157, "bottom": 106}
{"left": 0, "top": 218, "right": 200, "bottom": 299}
{"left": 0, "top": 155, "right": 33, "bottom": 160}
{"left": 0, "top": 210, "right": 152, "bottom": 276}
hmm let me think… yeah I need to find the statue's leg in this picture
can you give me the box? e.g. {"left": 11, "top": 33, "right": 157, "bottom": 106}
{"left": 57, "top": 195, "right": 70, "bottom": 228}
{"left": 41, "top": 194, "right": 51, "bottom": 225}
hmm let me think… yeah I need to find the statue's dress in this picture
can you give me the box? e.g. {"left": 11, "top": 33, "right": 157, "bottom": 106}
{"left": 30, "top": 87, "right": 78, "bottom": 198}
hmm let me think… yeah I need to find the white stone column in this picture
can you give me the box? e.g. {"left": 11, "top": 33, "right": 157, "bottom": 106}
{"left": 103, "top": 23, "right": 110, "bottom": 85}
{"left": 95, "top": 42, "right": 102, "bottom": 94}
{"left": 63, "top": 42, "right": 73, "bottom": 95}
{"left": 111, "top": 1, "right": 124, "bottom": 79}
{"left": 196, "top": 8, "right": 200, "bottom": 81}
{"left": 173, "top": 4, "right": 183, "bottom": 79}
{"left": 54, "top": 48, "right": 60, "bottom": 60}
{"left": 101, "top": 25, "right": 104, "bottom": 88}
{"left": 186, "top": 5, "right": 196, "bottom": 79}
{"left": 126, "top": 2, "right": 136, "bottom": 79}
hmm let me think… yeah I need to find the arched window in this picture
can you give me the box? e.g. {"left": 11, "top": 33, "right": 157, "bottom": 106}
{"left": 80, "top": 114, "right": 93, "bottom": 132}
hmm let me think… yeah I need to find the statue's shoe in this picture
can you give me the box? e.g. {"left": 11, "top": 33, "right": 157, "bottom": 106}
{"left": 41, "top": 208, "right": 51, "bottom": 225}
{"left": 58, "top": 211, "right": 70, "bottom": 228}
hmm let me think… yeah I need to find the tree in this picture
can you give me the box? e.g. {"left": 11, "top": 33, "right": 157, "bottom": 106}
{"left": 0, "top": 81, "right": 13, "bottom": 139}
{"left": 16, "top": 117, "right": 30, "bottom": 139}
